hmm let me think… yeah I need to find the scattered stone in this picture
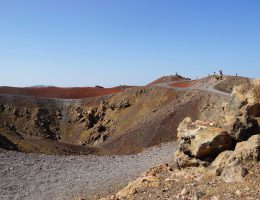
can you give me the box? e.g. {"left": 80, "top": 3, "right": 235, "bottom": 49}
{"left": 77, "top": 113, "right": 83, "bottom": 118}
{"left": 180, "top": 188, "right": 188, "bottom": 195}
{"left": 80, "top": 118, "right": 85, "bottom": 123}
{"left": 115, "top": 175, "right": 160, "bottom": 199}
{"left": 162, "top": 188, "right": 168, "bottom": 192}
{"left": 174, "top": 150, "right": 201, "bottom": 168}
{"left": 236, "top": 189, "right": 242, "bottom": 196}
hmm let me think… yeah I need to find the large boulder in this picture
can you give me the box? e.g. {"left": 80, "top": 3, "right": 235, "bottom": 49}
{"left": 223, "top": 106, "right": 259, "bottom": 141}
{"left": 212, "top": 134, "right": 260, "bottom": 168}
{"left": 210, "top": 134, "right": 260, "bottom": 182}
{"left": 190, "top": 128, "right": 234, "bottom": 159}
{"left": 234, "top": 134, "right": 260, "bottom": 161}
{"left": 177, "top": 117, "right": 234, "bottom": 160}
{"left": 177, "top": 117, "right": 219, "bottom": 140}
{"left": 174, "top": 117, "right": 235, "bottom": 168}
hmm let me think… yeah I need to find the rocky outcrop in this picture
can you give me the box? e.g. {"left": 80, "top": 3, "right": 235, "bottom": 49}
{"left": 110, "top": 100, "right": 131, "bottom": 110}
{"left": 190, "top": 129, "right": 233, "bottom": 159}
{"left": 34, "top": 108, "right": 61, "bottom": 140}
{"left": 175, "top": 79, "right": 260, "bottom": 185}
{"left": 175, "top": 117, "right": 234, "bottom": 168}
{"left": 95, "top": 78, "right": 260, "bottom": 200}
{"left": 223, "top": 79, "right": 260, "bottom": 141}
{"left": 210, "top": 134, "right": 259, "bottom": 182}
{"left": 211, "top": 134, "right": 260, "bottom": 169}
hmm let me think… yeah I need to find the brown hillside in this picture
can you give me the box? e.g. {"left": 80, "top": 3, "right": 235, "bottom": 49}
{"left": 147, "top": 75, "right": 191, "bottom": 86}
{"left": 0, "top": 75, "right": 249, "bottom": 155}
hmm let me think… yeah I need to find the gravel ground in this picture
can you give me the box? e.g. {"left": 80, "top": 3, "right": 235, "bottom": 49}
{"left": 0, "top": 142, "right": 177, "bottom": 200}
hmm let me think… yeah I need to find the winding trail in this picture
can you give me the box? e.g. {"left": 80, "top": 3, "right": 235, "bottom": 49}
{"left": 0, "top": 142, "right": 177, "bottom": 200}
{"left": 155, "top": 79, "right": 231, "bottom": 97}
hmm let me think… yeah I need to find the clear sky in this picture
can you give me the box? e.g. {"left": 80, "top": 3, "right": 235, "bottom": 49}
{"left": 0, "top": 0, "right": 259, "bottom": 87}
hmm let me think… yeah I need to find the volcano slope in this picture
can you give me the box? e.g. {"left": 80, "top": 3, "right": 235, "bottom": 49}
{"left": 0, "top": 75, "right": 252, "bottom": 200}
{"left": 0, "top": 75, "right": 249, "bottom": 155}
{"left": 0, "top": 75, "right": 242, "bottom": 155}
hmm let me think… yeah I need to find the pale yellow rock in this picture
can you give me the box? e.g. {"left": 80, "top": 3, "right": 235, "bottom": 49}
{"left": 176, "top": 117, "right": 233, "bottom": 160}
{"left": 177, "top": 117, "right": 218, "bottom": 140}
{"left": 115, "top": 175, "right": 160, "bottom": 199}
{"left": 211, "top": 150, "right": 233, "bottom": 169}
{"left": 181, "top": 188, "right": 188, "bottom": 195}
{"left": 234, "top": 134, "right": 260, "bottom": 161}
{"left": 190, "top": 128, "right": 234, "bottom": 159}
{"left": 224, "top": 79, "right": 260, "bottom": 141}
{"left": 236, "top": 189, "right": 242, "bottom": 196}
{"left": 212, "top": 134, "right": 259, "bottom": 169}
{"left": 210, "top": 134, "right": 259, "bottom": 182}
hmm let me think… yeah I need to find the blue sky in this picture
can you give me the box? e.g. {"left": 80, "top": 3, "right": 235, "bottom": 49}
{"left": 0, "top": 0, "right": 259, "bottom": 87}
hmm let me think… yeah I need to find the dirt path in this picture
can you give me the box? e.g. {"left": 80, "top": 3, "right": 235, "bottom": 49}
{"left": 155, "top": 80, "right": 231, "bottom": 97}
{"left": 0, "top": 142, "right": 177, "bottom": 200}
{"left": 192, "top": 84, "right": 231, "bottom": 96}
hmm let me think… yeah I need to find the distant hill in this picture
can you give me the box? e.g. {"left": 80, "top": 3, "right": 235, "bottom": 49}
{"left": 30, "top": 85, "right": 54, "bottom": 88}
{"left": 0, "top": 86, "right": 134, "bottom": 99}
{"left": 147, "top": 75, "right": 191, "bottom": 86}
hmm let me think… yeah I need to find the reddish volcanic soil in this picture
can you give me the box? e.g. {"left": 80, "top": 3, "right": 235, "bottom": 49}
{"left": 169, "top": 81, "right": 195, "bottom": 88}
{"left": 0, "top": 86, "right": 134, "bottom": 99}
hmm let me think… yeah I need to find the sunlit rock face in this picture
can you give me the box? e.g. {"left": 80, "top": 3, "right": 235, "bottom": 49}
{"left": 224, "top": 79, "right": 260, "bottom": 141}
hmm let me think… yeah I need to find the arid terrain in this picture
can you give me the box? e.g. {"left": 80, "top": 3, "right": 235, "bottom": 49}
{"left": 0, "top": 74, "right": 259, "bottom": 200}
{"left": 0, "top": 75, "right": 240, "bottom": 155}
